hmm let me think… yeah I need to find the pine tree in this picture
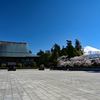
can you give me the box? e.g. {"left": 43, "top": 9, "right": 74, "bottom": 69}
{"left": 55, "top": 50, "right": 59, "bottom": 59}
{"left": 37, "top": 49, "right": 44, "bottom": 56}
{"left": 36, "top": 50, "right": 45, "bottom": 66}
{"left": 51, "top": 43, "right": 60, "bottom": 59}
{"left": 75, "top": 39, "right": 83, "bottom": 54}
{"left": 61, "top": 46, "right": 67, "bottom": 56}
{"left": 66, "top": 40, "right": 81, "bottom": 58}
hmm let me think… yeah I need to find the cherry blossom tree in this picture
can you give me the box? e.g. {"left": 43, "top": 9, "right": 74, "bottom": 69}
{"left": 57, "top": 54, "right": 100, "bottom": 68}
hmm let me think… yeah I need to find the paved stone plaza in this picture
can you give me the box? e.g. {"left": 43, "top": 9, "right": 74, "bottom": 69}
{"left": 0, "top": 69, "right": 100, "bottom": 100}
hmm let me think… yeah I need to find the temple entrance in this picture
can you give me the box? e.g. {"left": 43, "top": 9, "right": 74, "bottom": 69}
{"left": 7, "top": 62, "right": 16, "bottom": 71}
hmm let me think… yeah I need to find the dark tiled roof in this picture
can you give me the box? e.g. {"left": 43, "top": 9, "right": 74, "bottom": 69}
{"left": 0, "top": 41, "right": 27, "bottom": 44}
{"left": 0, "top": 41, "right": 39, "bottom": 57}
{"left": 0, "top": 52, "right": 40, "bottom": 57}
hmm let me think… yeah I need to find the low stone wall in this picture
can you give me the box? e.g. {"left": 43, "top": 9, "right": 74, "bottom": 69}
{"left": 50, "top": 68, "right": 100, "bottom": 71}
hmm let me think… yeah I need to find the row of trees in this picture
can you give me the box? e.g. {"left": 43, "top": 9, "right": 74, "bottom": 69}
{"left": 35, "top": 39, "right": 83, "bottom": 67}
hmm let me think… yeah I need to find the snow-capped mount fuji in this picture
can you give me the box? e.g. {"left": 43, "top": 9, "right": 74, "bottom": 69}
{"left": 83, "top": 46, "right": 100, "bottom": 55}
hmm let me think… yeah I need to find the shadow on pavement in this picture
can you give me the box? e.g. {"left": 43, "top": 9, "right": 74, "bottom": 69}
{"left": 86, "top": 71, "right": 100, "bottom": 73}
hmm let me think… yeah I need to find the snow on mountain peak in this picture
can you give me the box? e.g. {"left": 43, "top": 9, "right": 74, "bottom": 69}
{"left": 83, "top": 46, "right": 100, "bottom": 55}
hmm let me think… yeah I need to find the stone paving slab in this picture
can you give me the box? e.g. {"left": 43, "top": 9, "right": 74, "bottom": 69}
{"left": 0, "top": 69, "right": 100, "bottom": 100}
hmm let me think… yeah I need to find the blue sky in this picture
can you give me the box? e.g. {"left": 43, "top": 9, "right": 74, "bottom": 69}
{"left": 0, "top": 0, "right": 100, "bottom": 54}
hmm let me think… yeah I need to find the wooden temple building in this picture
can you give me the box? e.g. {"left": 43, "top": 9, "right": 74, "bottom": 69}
{"left": 0, "top": 41, "right": 40, "bottom": 67}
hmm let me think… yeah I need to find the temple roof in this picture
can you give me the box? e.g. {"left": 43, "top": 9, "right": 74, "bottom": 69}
{"left": 0, "top": 52, "right": 40, "bottom": 57}
{"left": 0, "top": 41, "right": 27, "bottom": 44}
{"left": 0, "top": 41, "right": 39, "bottom": 57}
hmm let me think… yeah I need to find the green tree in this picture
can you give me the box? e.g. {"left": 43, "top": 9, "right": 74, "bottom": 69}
{"left": 51, "top": 43, "right": 61, "bottom": 56}
{"left": 75, "top": 39, "right": 83, "bottom": 54}
{"left": 55, "top": 50, "right": 59, "bottom": 59}
{"left": 45, "top": 50, "right": 51, "bottom": 66}
{"left": 31, "top": 62, "right": 37, "bottom": 68}
{"left": 45, "top": 50, "right": 51, "bottom": 60}
{"left": 66, "top": 40, "right": 82, "bottom": 58}
{"left": 61, "top": 46, "right": 67, "bottom": 56}
{"left": 36, "top": 50, "right": 45, "bottom": 66}
{"left": 17, "top": 63, "right": 22, "bottom": 68}
{"left": 50, "top": 43, "right": 61, "bottom": 67}
{"left": 37, "top": 49, "right": 44, "bottom": 56}
{"left": 67, "top": 44, "right": 76, "bottom": 58}
{"left": 36, "top": 50, "right": 51, "bottom": 67}
{"left": 51, "top": 43, "right": 61, "bottom": 59}
{"left": 52, "top": 59, "right": 57, "bottom": 66}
